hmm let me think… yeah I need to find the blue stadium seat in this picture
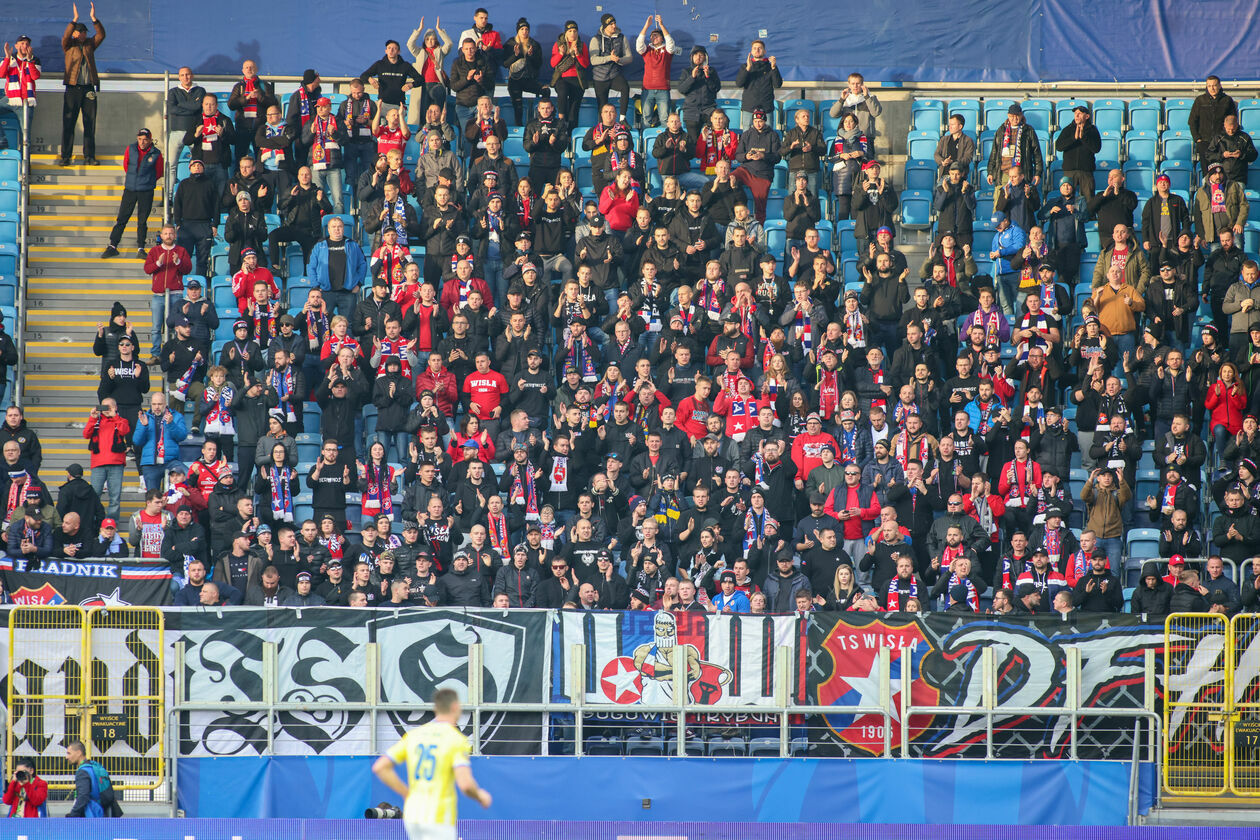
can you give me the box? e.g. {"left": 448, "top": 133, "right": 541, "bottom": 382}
{"left": 904, "top": 159, "right": 937, "bottom": 190}
{"left": 1092, "top": 99, "right": 1125, "bottom": 133}
{"left": 906, "top": 130, "right": 938, "bottom": 161}
{"left": 1084, "top": 222, "right": 1101, "bottom": 252}
{"left": 213, "top": 284, "right": 238, "bottom": 310}
{"left": 1055, "top": 99, "right": 1090, "bottom": 131}
{"left": 1240, "top": 99, "right": 1260, "bottom": 133}
{"left": 900, "top": 190, "right": 932, "bottom": 229}
{"left": 584, "top": 736, "right": 622, "bottom": 755}
{"left": 946, "top": 98, "right": 981, "bottom": 133}
{"left": 982, "top": 98, "right": 1016, "bottom": 131}
{"left": 0, "top": 285, "right": 14, "bottom": 307}
{"left": 836, "top": 219, "right": 857, "bottom": 255}
{"left": 578, "top": 99, "right": 601, "bottom": 126}
{"left": 1128, "top": 98, "right": 1163, "bottom": 132}
{"left": 403, "top": 138, "right": 422, "bottom": 168}
{"left": 1165, "top": 98, "right": 1193, "bottom": 134}
{"left": 625, "top": 734, "right": 664, "bottom": 756}
{"left": 1135, "top": 469, "right": 1160, "bottom": 501}
{"left": 911, "top": 99, "right": 945, "bottom": 132}
{"left": 1098, "top": 131, "right": 1122, "bottom": 161}
{"left": 640, "top": 126, "right": 664, "bottom": 156}
{"left": 322, "top": 214, "right": 353, "bottom": 235}
{"left": 1159, "top": 159, "right": 1192, "bottom": 194}
{"left": 1022, "top": 99, "right": 1053, "bottom": 135}
{"left": 665, "top": 736, "right": 705, "bottom": 756}
{"left": 782, "top": 97, "right": 817, "bottom": 123}
{"left": 765, "top": 220, "right": 787, "bottom": 259}
{"left": 1123, "top": 164, "right": 1155, "bottom": 194}
{"left": 502, "top": 135, "right": 526, "bottom": 159}
{"left": 1126, "top": 528, "right": 1160, "bottom": 562}
{"left": 0, "top": 158, "right": 16, "bottom": 182}
{"left": 1126, "top": 130, "right": 1158, "bottom": 164}
{"left": 819, "top": 100, "right": 842, "bottom": 134}
{"left": 1161, "top": 130, "right": 1193, "bottom": 162}
{"left": 708, "top": 736, "right": 747, "bottom": 757}
{"left": 748, "top": 737, "right": 782, "bottom": 757}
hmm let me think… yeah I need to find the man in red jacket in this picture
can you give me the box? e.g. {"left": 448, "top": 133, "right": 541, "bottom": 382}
{"left": 83, "top": 399, "right": 130, "bottom": 522}
{"left": 635, "top": 14, "right": 679, "bottom": 128}
{"left": 143, "top": 223, "right": 192, "bottom": 359}
{"left": 823, "top": 464, "right": 881, "bottom": 568}
{"left": 414, "top": 351, "right": 458, "bottom": 417}
{"left": 675, "top": 374, "right": 713, "bottom": 441}
{"left": 791, "top": 413, "right": 839, "bottom": 489}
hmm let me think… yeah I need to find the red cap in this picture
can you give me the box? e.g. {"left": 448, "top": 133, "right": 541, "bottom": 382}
{"left": 1168, "top": 554, "right": 1185, "bottom": 566}
{"left": 316, "top": 96, "right": 331, "bottom": 107}
{"left": 102, "top": 518, "right": 117, "bottom": 528}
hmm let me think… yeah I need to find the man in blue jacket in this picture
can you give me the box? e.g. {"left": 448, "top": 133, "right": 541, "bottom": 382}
{"left": 132, "top": 392, "right": 188, "bottom": 491}
{"left": 6, "top": 504, "right": 52, "bottom": 567}
{"left": 988, "top": 210, "right": 1026, "bottom": 316}
{"left": 102, "top": 128, "right": 163, "bottom": 259}
{"left": 306, "top": 216, "right": 366, "bottom": 318}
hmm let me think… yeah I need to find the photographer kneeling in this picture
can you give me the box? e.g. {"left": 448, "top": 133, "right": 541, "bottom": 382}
{"left": 4, "top": 759, "right": 48, "bottom": 817}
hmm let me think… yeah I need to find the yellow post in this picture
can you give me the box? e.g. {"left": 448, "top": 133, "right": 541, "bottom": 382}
{"left": 1163, "top": 612, "right": 1229, "bottom": 795}
{"left": 85, "top": 606, "right": 165, "bottom": 791}
{"left": 1230, "top": 613, "right": 1260, "bottom": 796}
{"left": 6, "top": 606, "right": 88, "bottom": 791}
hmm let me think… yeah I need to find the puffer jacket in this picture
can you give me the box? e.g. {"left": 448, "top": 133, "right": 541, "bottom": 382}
{"left": 492, "top": 562, "right": 540, "bottom": 607}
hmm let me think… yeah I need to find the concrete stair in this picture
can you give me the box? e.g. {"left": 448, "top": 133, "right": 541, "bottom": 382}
{"left": 23, "top": 152, "right": 159, "bottom": 507}
{"left": 1144, "top": 795, "right": 1260, "bottom": 826}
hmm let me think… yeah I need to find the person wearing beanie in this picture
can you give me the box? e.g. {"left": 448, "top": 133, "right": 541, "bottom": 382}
{"left": 678, "top": 46, "right": 720, "bottom": 143}
{"left": 589, "top": 13, "right": 632, "bottom": 118}
{"left": 285, "top": 69, "right": 322, "bottom": 166}
{"left": 947, "top": 583, "right": 974, "bottom": 613}
{"left": 502, "top": 17, "right": 548, "bottom": 125}
{"left": 550, "top": 20, "right": 590, "bottom": 125}
{"left": 986, "top": 103, "right": 1042, "bottom": 190}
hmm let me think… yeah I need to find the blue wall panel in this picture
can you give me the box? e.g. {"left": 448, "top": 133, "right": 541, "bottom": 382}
{"left": 4, "top": 2, "right": 1259, "bottom": 83}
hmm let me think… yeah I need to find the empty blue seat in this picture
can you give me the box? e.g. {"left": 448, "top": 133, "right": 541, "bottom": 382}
{"left": 1240, "top": 99, "right": 1260, "bottom": 133}
{"left": 900, "top": 190, "right": 932, "bottom": 229}
{"left": 1161, "top": 130, "right": 1193, "bottom": 162}
{"left": 911, "top": 99, "right": 945, "bottom": 132}
{"left": 1092, "top": 99, "right": 1125, "bottom": 133}
{"left": 1159, "top": 159, "right": 1193, "bottom": 194}
{"left": 1126, "top": 130, "right": 1158, "bottom": 164}
{"left": 1165, "top": 99, "right": 1194, "bottom": 134}
{"left": 1124, "top": 164, "right": 1155, "bottom": 194}
{"left": 213, "top": 285, "right": 238, "bottom": 310}
{"left": 1098, "top": 131, "right": 1122, "bottom": 161}
{"left": 1022, "top": 99, "right": 1053, "bottom": 134}
{"left": 640, "top": 126, "right": 664, "bottom": 156}
{"left": 1129, "top": 99, "right": 1163, "bottom": 132}
{"left": 906, "top": 130, "right": 938, "bottom": 161}
{"left": 978, "top": 129, "right": 997, "bottom": 165}
{"left": 904, "top": 159, "right": 937, "bottom": 190}
{"left": 946, "top": 98, "right": 981, "bottom": 132}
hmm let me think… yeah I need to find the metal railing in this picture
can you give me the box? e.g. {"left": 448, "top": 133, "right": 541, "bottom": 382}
{"left": 14, "top": 98, "right": 30, "bottom": 408}
{"left": 164, "top": 639, "right": 1163, "bottom": 818}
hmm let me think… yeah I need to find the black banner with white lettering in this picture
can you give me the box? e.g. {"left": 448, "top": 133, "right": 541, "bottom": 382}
{"left": 0, "top": 557, "right": 172, "bottom": 607}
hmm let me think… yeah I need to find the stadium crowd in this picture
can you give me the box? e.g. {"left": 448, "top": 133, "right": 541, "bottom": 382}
{"left": 4, "top": 7, "right": 1260, "bottom": 617}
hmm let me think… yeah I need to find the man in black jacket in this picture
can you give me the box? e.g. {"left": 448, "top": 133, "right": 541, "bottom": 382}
{"left": 522, "top": 99, "right": 569, "bottom": 190}
{"left": 172, "top": 159, "right": 219, "bottom": 276}
{"left": 1054, "top": 104, "right": 1102, "bottom": 199}
{"left": 1206, "top": 114, "right": 1259, "bottom": 186}
{"left": 1071, "top": 553, "right": 1123, "bottom": 612}
{"left": 1087, "top": 169, "right": 1139, "bottom": 252}
{"left": 1189, "top": 76, "right": 1238, "bottom": 165}
{"left": 360, "top": 40, "right": 422, "bottom": 114}
{"left": 268, "top": 166, "right": 331, "bottom": 266}
{"left": 733, "top": 40, "right": 781, "bottom": 130}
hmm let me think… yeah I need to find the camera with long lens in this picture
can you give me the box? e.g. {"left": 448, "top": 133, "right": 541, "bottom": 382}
{"left": 14, "top": 770, "right": 28, "bottom": 783}
{"left": 364, "top": 803, "right": 402, "bottom": 819}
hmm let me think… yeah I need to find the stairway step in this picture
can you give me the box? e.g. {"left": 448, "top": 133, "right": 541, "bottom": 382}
{"left": 31, "top": 153, "right": 125, "bottom": 163}
{"left": 28, "top": 265, "right": 153, "bottom": 280}
{"left": 29, "top": 170, "right": 126, "bottom": 186}
{"left": 27, "top": 231, "right": 152, "bottom": 246}
{"left": 30, "top": 215, "right": 164, "bottom": 228}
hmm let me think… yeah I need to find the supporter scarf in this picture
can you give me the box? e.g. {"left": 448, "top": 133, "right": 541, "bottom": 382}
{"left": 974, "top": 494, "right": 997, "bottom": 539}
{"left": 1211, "top": 183, "right": 1226, "bottom": 214}
{"left": 761, "top": 342, "right": 780, "bottom": 371}
{"left": 310, "top": 115, "right": 336, "bottom": 168}
{"left": 565, "top": 336, "right": 598, "bottom": 381}
{"left": 305, "top": 309, "right": 330, "bottom": 348}
{"left": 737, "top": 302, "right": 756, "bottom": 340}
{"left": 696, "top": 279, "right": 725, "bottom": 318}
{"left": 794, "top": 307, "right": 813, "bottom": 352}
{"left": 719, "top": 370, "right": 743, "bottom": 397}
{"left": 203, "top": 384, "right": 236, "bottom": 435}
{"left": 845, "top": 310, "right": 865, "bottom": 346}
{"left": 174, "top": 356, "right": 203, "bottom": 403}
{"left": 4, "top": 470, "right": 27, "bottom": 521}
{"left": 478, "top": 117, "right": 496, "bottom": 143}
{"left": 549, "top": 456, "right": 569, "bottom": 492}
{"left": 1069, "top": 549, "right": 1090, "bottom": 582}
{"left": 269, "top": 465, "right": 295, "bottom": 522}
{"left": 362, "top": 462, "right": 394, "bottom": 516}
{"left": 1163, "top": 483, "right": 1178, "bottom": 510}
{"left": 886, "top": 575, "right": 918, "bottom": 611}
{"left": 949, "top": 573, "right": 980, "bottom": 611}
{"left": 488, "top": 511, "right": 509, "bottom": 558}
{"left": 1001, "top": 123, "right": 1024, "bottom": 168}
{"left": 893, "top": 401, "right": 919, "bottom": 428}
{"left": 253, "top": 298, "right": 277, "bottom": 346}
{"left": 1005, "top": 459, "right": 1033, "bottom": 504}
{"left": 638, "top": 284, "right": 663, "bottom": 331}
{"left": 516, "top": 192, "right": 533, "bottom": 229}
{"left": 320, "top": 533, "right": 344, "bottom": 559}
{"left": 1019, "top": 243, "right": 1049, "bottom": 288}
{"left": 539, "top": 520, "right": 556, "bottom": 549}
{"left": 200, "top": 115, "right": 220, "bottom": 146}
{"left": 270, "top": 367, "right": 296, "bottom": 422}
{"left": 742, "top": 508, "right": 776, "bottom": 555}
{"left": 376, "top": 244, "right": 410, "bottom": 288}
{"left": 242, "top": 77, "right": 258, "bottom": 119}
{"left": 386, "top": 197, "right": 410, "bottom": 247}
{"left": 378, "top": 341, "right": 413, "bottom": 378}
{"left": 1045, "top": 528, "right": 1061, "bottom": 563}
{"left": 510, "top": 462, "right": 540, "bottom": 519}
{"left": 655, "top": 492, "right": 682, "bottom": 526}
{"left": 750, "top": 451, "right": 767, "bottom": 486}
{"left": 839, "top": 427, "right": 857, "bottom": 463}
{"left": 1040, "top": 282, "right": 1059, "bottom": 317}
{"left": 263, "top": 122, "right": 286, "bottom": 165}
{"left": 298, "top": 87, "right": 312, "bottom": 124}
{"left": 942, "top": 253, "right": 958, "bottom": 287}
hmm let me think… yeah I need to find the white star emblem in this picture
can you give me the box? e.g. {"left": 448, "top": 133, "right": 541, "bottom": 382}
{"left": 843, "top": 655, "right": 903, "bottom": 722}
{"left": 600, "top": 657, "right": 643, "bottom": 703}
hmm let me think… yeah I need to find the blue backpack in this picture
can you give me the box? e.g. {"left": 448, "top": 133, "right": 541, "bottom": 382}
{"left": 80, "top": 761, "right": 114, "bottom": 818}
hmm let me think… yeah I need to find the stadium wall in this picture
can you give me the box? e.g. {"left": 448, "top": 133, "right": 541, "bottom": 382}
{"left": 175, "top": 755, "right": 1153, "bottom": 824}
{"left": 4, "top": 1, "right": 1260, "bottom": 82}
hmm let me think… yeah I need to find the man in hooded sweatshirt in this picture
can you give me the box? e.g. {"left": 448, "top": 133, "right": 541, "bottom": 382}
{"left": 1130, "top": 560, "right": 1173, "bottom": 617}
